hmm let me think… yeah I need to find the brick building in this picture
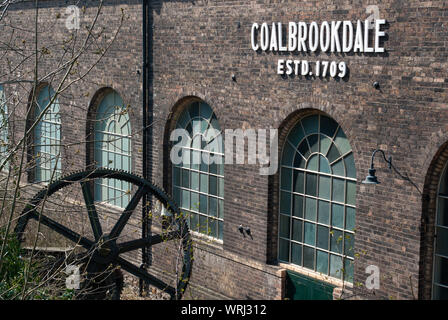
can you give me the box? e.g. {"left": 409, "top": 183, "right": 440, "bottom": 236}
{"left": 1, "top": 0, "right": 448, "bottom": 300}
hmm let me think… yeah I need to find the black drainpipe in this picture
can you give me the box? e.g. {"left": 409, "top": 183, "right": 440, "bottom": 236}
{"left": 140, "top": 0, "right": 151, "bottom": 295}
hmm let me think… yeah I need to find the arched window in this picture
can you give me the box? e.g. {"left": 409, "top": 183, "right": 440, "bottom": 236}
{"left": 279, "top": 114, "right": 356, "bottom": 283}
{"left": 94, "top": 91, "right": 131, "bottom": 208}
{"left": 0, "top": 85, "right": 8, "bottom": 169}
{"left": 172, "top": 101, "right": 224, "bottom": 240}
{"left": 35, "top": 85, "right": 61, "bottom": 182}
{"left": 433, "top": 163, "right": 448, "bottom": 299}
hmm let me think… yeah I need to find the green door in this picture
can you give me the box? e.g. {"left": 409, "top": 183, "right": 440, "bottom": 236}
{"left": 285, "top": 271, "right": 335, "bottom": 300}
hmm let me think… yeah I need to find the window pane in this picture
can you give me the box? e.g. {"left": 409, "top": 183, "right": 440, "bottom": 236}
{"left": 302, "top": 115, "right": 319, "bottom": 135}
{"left": 317, "top": 225, "right": 329, "bottom": 250}
{"left": 347, "top": 181, "right": 356, "bottom": 206}
{"left": 181, "top": 189, "right": 190, "bottom": 209}
{"left": 282, "top": 142, "right": 296, "bottom": 166}
{"left": 209, "top": 218, "right": 217, "bottom": 238}
{"left": 294, "top": 152, "right": 306, "bottom": 169}
{"left": 218, "top": 221, "right": 223, "bottom": 240}
{"left": 435, "top": 227, "right": 448, "bottom": 257}
{"left": 345, "top": 207, "right": 356, "bottom": 231}
{"left": 332, "top": 178, "right": 345, "bottom": 203}
{"left": 344, "top": 153, "right": 356, "bottom": 179}
{"left": 334, "top": 128, "right": 352, "bottom": 155}
{"left": 279, "top": 239, "right": 290, "bottom": 261}
{"left": 199, "top": 215, "right": 207, "bottom": 234}
{"left": 305, "top": 197, "right": 317, "bottom": 221}
{"left": 190, "top": 212, "right": 198, "bottom": 232}
{"left": 199, "top": 194, "right": 208, "bottom": 214}
{"left": 330, "top": 254, "right": 343, "bottom": 279}
{"left": 192, "top": 135, "right": 201, "bottom": 149}
{"left": 304, "top": 222, "right": 316, "bottom": 246}
{"left": 293, "top": 195, "right": 304, "bottom": 218}
{"left": 434, "top": 256, "right": 448, "bottom": 286}
{"left": 292, "top": 219, "right": 302, "bottom": 242}
{"left": 320, "top": 116, "right": 338, "bottom": 138}
{"left": 191, "top": 171, "right": 199, "bottom": 191}
{"left": 344, "top": 233, "right": 355, "bottom": 257}
{"left": 316, "top": 251, "right": 329, "bottom": 274}
{"left": 306, "top": 154, "right": 319, "bottom": 171}
{"left": 218, "top": 178, "right": 224, "bottom": 198}
{"left": 209, "top": 197, "right": 218, "bottom": 217}
{"left": 191, "top": 150, "right": 200, "bottom": 170}
{"left": 298, "top": 140, "right": 311, "bottom": 159}
{"left": 306, "top": 173, "right": 317, "bottom": 196}
{"left": 182, "top": 169, "right": 190, "bottom": 188}
{"left": 287, "top": 124, "right": 305, "bottom": 147}
{"left": 173, "top": 187, "right": 181, "bottom": 205}
{"left": 318, "top": 200, "right": 330, "bottom": 225}
{"left": 182, "top": 149, "right": 191, "bottom": 168}
{"left": 344, "top": 259, "right": 354, "bottom": 283}
{"left": 218, "top": 199, "right": 224, "bottom": 219}
{"left": 293, "top": 170, "right": 304, "bottom": 193}
{"left": 291, "top": 243, "right": 302, "bottom": 265}
{"left": 209, "top": 175, "right": 217, "bottom": 196}
{"left": 200, "top": 173, "right": 208, "bottom": 193}
{"left": 332, "top": 204, "right": 344, "bottom": 229}
{"left": 433, "top": 285, "right": 448, "bottom": 300}
{"left": 331, "top": 159, "right": 345, "bottom": 176}
{"left": 279, "top": 215, "right": 290, "bottom": 239}
{"left": 319, "top": 155, "right": 331, "bottom": 174}
{"left": 308, "top": 134, "right": 319, "bottom": 153}
{"left": 303, "top": 246, "right": 315, "bottom": 270}
{"left": 320, "top": 135, "right": 332, "bottom": 155}
{"left": 200, "top": 152, "right": 208, "bottom": 172}
{"left": 331, "top": 229, "right": 343, "bottom": 254}
{"left": 327, "top": 143, "right": 341, "bottom": 163}
{"left": 280, "top": 192, "right": 291, "bottom": 215}
{"left": 437, "top": 197, "right": 448, "bottom": 227}
{"left": 191, "top": 192, "right": 199, "bottom": 212}
{"left": 281, "top": 167, "right": 292, "bottom": 190}
{"left": 318, "top": 175, "right": 331, "bottom": 200}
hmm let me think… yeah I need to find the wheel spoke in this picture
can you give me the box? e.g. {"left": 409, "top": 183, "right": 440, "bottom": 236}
{"left": 81, "top": 181, "right": 103, "bottom": 241}
{"left": 117, "top": 231, "right": 180, "bottom": 254}
{"left": 28, "top": 210, "right": 94, "bottom": 249}
{"left": 109, "top": 186, "right": 145, "bottom": 239}
{"left": 116, "top": 257, "right": 175, "bottom": 297}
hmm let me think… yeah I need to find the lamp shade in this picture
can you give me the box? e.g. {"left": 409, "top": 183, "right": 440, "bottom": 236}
{"left": 362, "top": 168, "right": 380, "bottom": 184}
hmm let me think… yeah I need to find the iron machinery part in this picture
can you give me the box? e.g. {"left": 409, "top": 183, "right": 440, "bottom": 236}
{"left": 14, "top": 168, "right": 193, "bottom": 300}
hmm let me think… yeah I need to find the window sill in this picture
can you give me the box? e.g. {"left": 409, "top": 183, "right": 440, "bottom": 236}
{"left": 189, "top": 230, "right": 223, "bottom": 250}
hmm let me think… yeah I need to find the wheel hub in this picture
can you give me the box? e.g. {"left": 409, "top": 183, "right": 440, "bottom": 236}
{"left": 92, "top": 236, "right": 119, "bottom": 265}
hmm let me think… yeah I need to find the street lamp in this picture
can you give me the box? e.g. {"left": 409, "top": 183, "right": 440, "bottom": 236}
{"left": 362, "top": 149, "right": 422, "bottom": 195}
{"left": 362, "top": 149, "right": 392, "bottom": 185}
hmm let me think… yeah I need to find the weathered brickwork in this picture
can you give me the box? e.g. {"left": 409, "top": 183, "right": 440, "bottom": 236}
{"left": 2, "top": 0, "right": 448, "bottom": 300}
{"left": 149, "top": 0, "right": 448, "bottom": 300}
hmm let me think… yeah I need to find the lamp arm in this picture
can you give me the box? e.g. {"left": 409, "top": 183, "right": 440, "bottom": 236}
{"left": 370, "top": 149, "right": 392, "bottom": 170}
{"left": 370, "top": 149, "right": 422, "bottom": 195}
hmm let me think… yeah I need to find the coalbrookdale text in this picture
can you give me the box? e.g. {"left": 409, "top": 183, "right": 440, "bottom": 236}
{"left": 251, "top": 19, "right": 386, "bottom": 53}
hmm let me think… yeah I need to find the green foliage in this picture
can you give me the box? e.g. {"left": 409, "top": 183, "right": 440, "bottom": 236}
{"left": 0, "top": 228, "right": 37, "bottom": 299}
{"left": 0, "top": 228, "right": 74, "bottom": 300}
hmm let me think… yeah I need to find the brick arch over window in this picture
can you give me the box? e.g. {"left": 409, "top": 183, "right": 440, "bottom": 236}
{"left": 163, "top": 96, "right": 224, "bottom": 240}
{"left": 268, "top": 109, "right": 357, "bottom": 283}
{"left": 420, "top": 140, "right": 448, "bottom": 299}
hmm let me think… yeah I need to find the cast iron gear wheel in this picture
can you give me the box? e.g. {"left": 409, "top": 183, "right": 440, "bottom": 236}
{"left": 14, "top": 168, "right": 193, "bottom": 300}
